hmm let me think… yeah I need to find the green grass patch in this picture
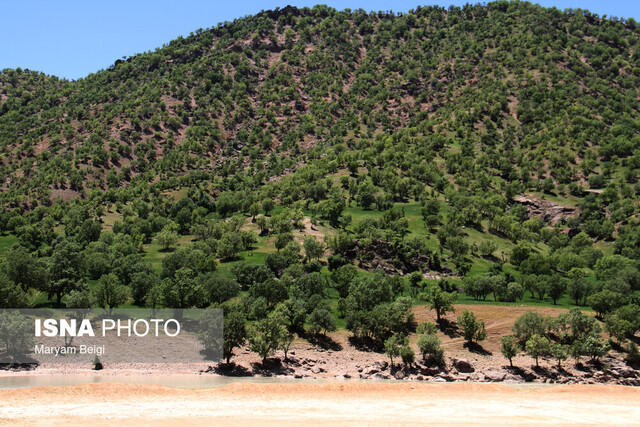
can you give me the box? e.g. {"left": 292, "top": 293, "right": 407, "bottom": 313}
{"left": 143, "top": 234, "right": 194, "bottom": 273}
{"left": 0, "top": 234, "right": 18, "bottom": 256}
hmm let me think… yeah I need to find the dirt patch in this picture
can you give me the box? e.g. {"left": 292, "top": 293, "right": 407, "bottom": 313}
{"left": 50, "top": 188, "right": 81, "bottom": 201}
{"left": 301, "top": 217, "right": 329, "bottom": 240}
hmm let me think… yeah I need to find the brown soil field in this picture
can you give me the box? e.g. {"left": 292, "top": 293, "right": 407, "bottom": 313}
{"left": 1, "top": 382, "right": 639, "bottom": 425}
{"left": 417, "top": 304, "right": 576, "bottom": 370}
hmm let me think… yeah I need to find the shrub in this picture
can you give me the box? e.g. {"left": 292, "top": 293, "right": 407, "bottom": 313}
{"left": 417, "top": 333, "right": 444, "bottom": 365}
{"left": 501, "top": 336, "right": 521, "bottom": 367}
{"left": 513, "top": 310, "right": 546, "bottom": 343}
{"left": 525, "top": 334, "right": 550, "bottom": 367}
{"left": 626, "top": 342, "right": 640, "bottom": 364}
{"left": 400, "top": 344, "right": 415, "bottom": 367}
{"left": 384, "top": 333, "right": 405, "bottom": 366}
{"left": 306, "top": 307, "right": 337, "bottom": 336}
{"left": 416, "top": 321, "right": 438, "bottom": 335}
{"left": 457, "top": 310, "right": 487, "bottom": 344}
{"left": 248, "top": 314, "right": 288, "bottom": 363}
{"left": 550, "top": 343, "right": 568, "bottom": 368}
{"left": 0, "top": 311, "right": 34, "bottom": 359}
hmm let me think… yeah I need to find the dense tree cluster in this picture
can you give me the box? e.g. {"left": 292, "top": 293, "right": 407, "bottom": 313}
{"left": 0, "top": 2, "right": 639, "bottom": 364}
{"left": 503, "top": 308, "right": 613, "bottom": 367}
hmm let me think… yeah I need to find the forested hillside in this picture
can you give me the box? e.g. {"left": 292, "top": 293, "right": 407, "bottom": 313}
{"left": 1, "top": 2, "right": 639, "bottom": 367}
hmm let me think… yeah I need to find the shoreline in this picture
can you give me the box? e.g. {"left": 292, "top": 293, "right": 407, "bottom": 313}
{"left": 2, "top": 306, "right": 638, "bottom": 387}
{"left": 2, "top": 349, "right": 638, "bottom": 387}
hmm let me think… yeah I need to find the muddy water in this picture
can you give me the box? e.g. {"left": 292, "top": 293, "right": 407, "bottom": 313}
{"left": 0, "top": 375, "right": 361, "bottom": 389}
{"left": 0, "top": 374, "right": 555, "bottom": 390}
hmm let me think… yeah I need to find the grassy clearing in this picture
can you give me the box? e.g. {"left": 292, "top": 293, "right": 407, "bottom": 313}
{"left": 217, "top": 234, "right": 277, "bottom": 279}
{"left": 453, "top": 293, "right": 591, "bottom": 311}
{"left": 160, "top": 188, "right": 189, "bottom": 201}
{"left": 143, "top": 234, "right": 194, "bottom": 273}
{"left": 100, "top": 210, "right": 122, "bottom": 232}
{"left": 527, "top": 191, "right": 582, "bottom": 207}
{"left": 0, "top": 234, "right": 18, "bottom": 256}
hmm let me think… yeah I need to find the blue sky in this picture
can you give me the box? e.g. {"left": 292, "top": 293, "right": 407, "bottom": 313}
{"left": 1, "top": 1, "right": 638, "bottom": 80}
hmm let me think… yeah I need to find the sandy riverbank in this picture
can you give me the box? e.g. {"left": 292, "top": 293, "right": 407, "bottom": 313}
{"left": 0, "top": 382, "right": 638, "bottom": 425}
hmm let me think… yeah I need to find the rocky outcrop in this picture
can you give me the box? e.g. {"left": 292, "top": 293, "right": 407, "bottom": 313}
{"left": 206, "top": 349, "right": 640, "bottom": 387}
{"left": 513, "top": 195, "right": 578, "bottom": 224}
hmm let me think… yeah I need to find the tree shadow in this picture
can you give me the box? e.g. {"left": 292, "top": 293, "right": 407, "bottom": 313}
{"left": 504, "top": 365, "right": 523, "bottom": 375}
{"left": 574, "top": 362, "right": 591, "bottom": 372}
{"left": 308, "top": 334, "right": 343, "bottom": 351}
{"left": 531, "top": 365, "right": 558, "bottom": 379}
{"left": 626, "top": 359, "right": 640, "bottom": 370}
{"left": 438, "top": 319, "right": 461, "bottom": 339}
{"left": 0, "top": 363, "right": 39, "bottom": 371}
{"left": 609, "top": 341, "right": 626, "bottom": 352}
{"left": 480, "top": 254, "right": 500, "bottom": 262}
{"left": 250, "top": 358, "right": 295, "bottom": 377}
{"left": 463, "top": 342, "right": 493, "bottom": 356}
{"left": 348, "top": 336, "right": 383, "bottom": 353}
{"left": 205, "top": 362, "right": 252, "bottom": 377}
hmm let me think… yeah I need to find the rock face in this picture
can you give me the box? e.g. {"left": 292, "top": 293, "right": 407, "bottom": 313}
{"left": 616, "top": 367, "right": 638, "bottom": 379}
{"left": 513, "top": 195, "right": 578, "bottom": 224}
{"left": 452, "top": 358, "right": 475, "bottom": 373}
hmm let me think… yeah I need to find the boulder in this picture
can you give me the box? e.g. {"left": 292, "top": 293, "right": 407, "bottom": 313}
{"left": 484, "top": 369, "right": 506, "bottom": 382}
{"left": 394, "top": 370, "right": 406, "bottom": 380}
{"left": 286, "top": 355, "right": 300, "bottom": 364}
{"left": 374, "top": 361, "right": 389, "bottom": 371}
{"left": 454, "top": 373, "right": 470, "bottom": 381}
{"left": 363, "top": 367, "right": 379, "bottom": 376}
{"left": 452, "top": 358, "right": 475, "bottom": 373}
{"left": 419, "top": 366, "right": 441, "bottom": 376}
{"left": 435, "top": 374, "right": 455, "bottom": 382}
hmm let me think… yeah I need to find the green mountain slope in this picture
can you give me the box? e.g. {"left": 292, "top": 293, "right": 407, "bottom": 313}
{"left": 0, "top": 2, "right": 639, "bottom": 335}
{"left": 1, "top": 3, "right": 639, "bottom": 204}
